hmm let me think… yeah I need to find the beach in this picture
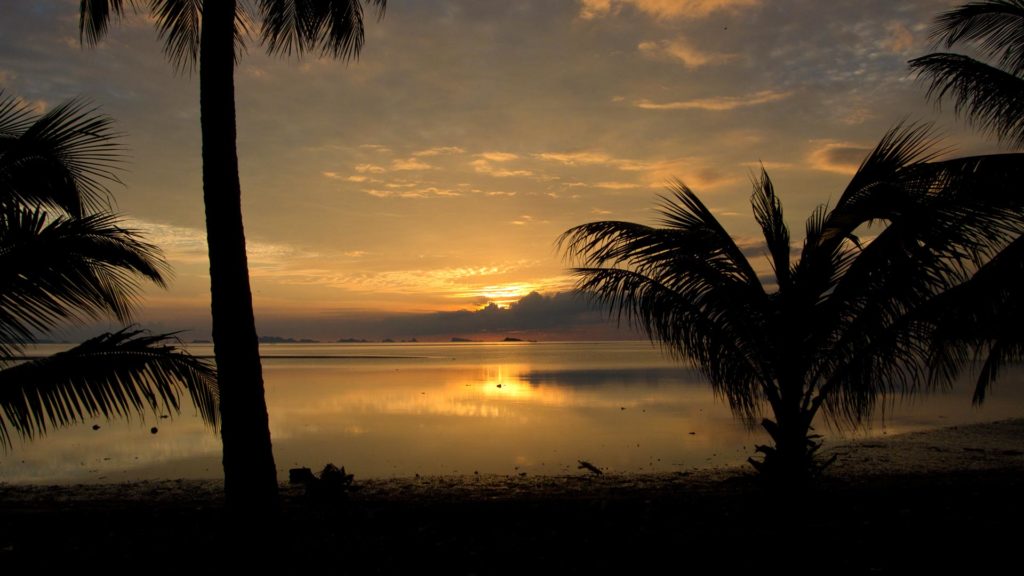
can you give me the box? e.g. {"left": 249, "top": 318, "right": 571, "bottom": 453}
{"left": 2, "top": 419, "right": 1021, "bottom": 573}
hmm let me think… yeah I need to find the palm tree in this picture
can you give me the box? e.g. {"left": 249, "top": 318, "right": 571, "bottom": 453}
{"left": 0, "top": 93, "right": 217, "bottom": 449}
{"left": 559, "top": 124, "right": 1024, "bottom": 480}
{"left": 78, "top": 0, "right": 388, "bottom": 512}
{"left": 909, "top": 0, "right": 1024, "bottom": 147}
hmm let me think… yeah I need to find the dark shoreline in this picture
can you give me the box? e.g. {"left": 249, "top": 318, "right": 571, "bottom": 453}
{"left": 2, "top": 419, "right": 1023, "bottom": 573}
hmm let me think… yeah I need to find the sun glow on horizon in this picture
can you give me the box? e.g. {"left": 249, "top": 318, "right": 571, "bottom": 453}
{"left": 454, "top": 283, "right": 550, "bottom": 309}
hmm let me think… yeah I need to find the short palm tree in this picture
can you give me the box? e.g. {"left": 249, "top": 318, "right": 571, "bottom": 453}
{"left": 0, "top": 93, "right": 217, "bottom": 449}
{"left": 559, "top": 124, "right": 1024, "bottom": 480}
{"left": 909, "top": 0, "right": 1024, "bottom": 147}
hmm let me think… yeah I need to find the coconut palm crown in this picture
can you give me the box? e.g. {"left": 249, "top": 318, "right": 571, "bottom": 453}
{"left": 910, "top": 0, "right": 1024, "bottom": 147}
{"left": 0, "top": 92, "right": 217, "bottom": 448}
{"left": 559, "top": 124, "right": 1024, "bottom": 479}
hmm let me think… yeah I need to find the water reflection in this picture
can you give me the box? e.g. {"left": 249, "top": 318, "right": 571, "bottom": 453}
{"left": 2, "top": 342, "right": 1021, "bottom": 483}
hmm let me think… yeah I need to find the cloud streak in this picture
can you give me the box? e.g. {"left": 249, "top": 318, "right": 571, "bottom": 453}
{"left": 579, "top": 0, "right": 761, "bottom": 21}
{"left": 635, "top": 89, "right": 792, "bottom": 111}
{"left": 638, "top": 37, "right": 738, "bottom": 69}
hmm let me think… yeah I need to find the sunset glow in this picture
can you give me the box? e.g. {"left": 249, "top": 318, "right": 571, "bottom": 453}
{"left": 0, "top": 0, "right": 991, "bottom": 342}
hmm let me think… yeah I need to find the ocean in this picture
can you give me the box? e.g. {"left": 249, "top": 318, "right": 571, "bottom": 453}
{"left": 3, "top": 340, "right": 1022, "bottom": 483}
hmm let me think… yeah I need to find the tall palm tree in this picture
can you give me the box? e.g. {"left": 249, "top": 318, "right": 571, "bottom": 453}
{"left": 559, "top": 124, "right": 1024, "bottom": 480}
{"left": 909, "top": 0, "right": 1024, "bottom": 147}
{"left": 0, "top": 93, "right": 217, "bottom": 449}
{"left": 78, "top": 0, "right": 388, "bottom": 512}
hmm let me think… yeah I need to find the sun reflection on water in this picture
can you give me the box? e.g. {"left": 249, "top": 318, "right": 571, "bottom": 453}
{"left": 4, "top": 342, "right": 1021, "bottom": 483}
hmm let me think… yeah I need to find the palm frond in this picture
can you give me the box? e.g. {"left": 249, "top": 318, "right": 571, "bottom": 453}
{"left": 796, "top": 124, "right": 943, "bottom": 310}
{"left": 910, "top": 53, "right": 1024, "bottom": 147}
{"left": 807, "top": 151, "right": 1024, "bottom": 424}
{"left": 929, "top": 0, "right": 1024, "bottom": 75}
{"left": 830, "top": 122, "right": 944, "bottom": 229}
{"left": 570, "top": 266, "right": 768, "bottom": 420}
{"left": 0, "top": 329, "right": 217, "bottom": 449}
{"left": 259, "top": 0, "right": 386, "bottom": 60}
{"left": 150, "top": 0, "right": 203, "bottom": 74}
{"left": 0, "top": 207, "right": 168, "bottom": 355}
{"left": 0, "top": 92, "right": 34, "bottom": 138}
{"left": 0, "top": 96, "right": 123, "bottom": 216}
{"left": 559, "top": 182, "right": 775, "bottom": 419}
{"left": 750, "top": 167, "right": 791, "bottom": 292}
{"left": 924, "top": 232, "right": 1024, "bottom": 403}
{"left": 79, "top": 0, "right": 137, "bottom": 45}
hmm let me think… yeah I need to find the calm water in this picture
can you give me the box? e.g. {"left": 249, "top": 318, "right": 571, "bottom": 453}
{"left": 3, "top": 341, "right": 1022, "bottom": 484}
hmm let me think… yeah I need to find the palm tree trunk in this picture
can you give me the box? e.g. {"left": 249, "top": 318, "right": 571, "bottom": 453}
{"left": 200, "top": 0, "right": 279, "bottom": 514}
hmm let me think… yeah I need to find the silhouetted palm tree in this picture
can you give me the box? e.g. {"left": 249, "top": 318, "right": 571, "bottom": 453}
{"left": 78, "top": 0, "right": 387, "bottom": 511}
{"left": 910, "top": 0, "right": 1024, "bottom": 147}
{"left": 0, "top": 93, "right": 217, "bottom": 448}
{"left": 559, "top": 124, "right": 1024, "bottom": 480}
{"left": 910, "top": 2, "right": 1024, "bottom": 403}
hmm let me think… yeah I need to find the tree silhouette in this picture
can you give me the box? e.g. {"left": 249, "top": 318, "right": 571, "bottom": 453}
{"left": 559, "top": 124, "right": 1024, "bottom": 480}
{"left": 910, "top": 0, "right": 1024, "bottom": 147}
{"left": 0, "top": 93, "right": 217, "bottom": 448}
{"left": 78, "top": 0, "right": 387, "bottom": 513}
{"left": 910, "top": 1, "right": 1024, "bottom": 402}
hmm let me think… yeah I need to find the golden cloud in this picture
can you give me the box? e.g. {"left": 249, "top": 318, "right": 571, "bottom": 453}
{"left": 580, "top": 0, "right": 760, "bottom": 20}
{"left": 391, "top": 158, "right": 435, "bottom": 171}
{"left": 807, "top": 140, "right": 871, "bottom": 175}
{"left": 635, "top": 89, "right": 791, "bottom": 111}
{"left": 412, "top": 146, "right": 466, "bottom": 157}
{"left": 638, "top": 38, "right": 737, "bottom": 69}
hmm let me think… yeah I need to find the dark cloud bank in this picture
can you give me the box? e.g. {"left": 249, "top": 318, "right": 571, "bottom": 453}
{"left": 58, "top": 291, "right": 642, "bottom": 343}
{"left": 302, "top": 291, "right": 642, "bottom": 342}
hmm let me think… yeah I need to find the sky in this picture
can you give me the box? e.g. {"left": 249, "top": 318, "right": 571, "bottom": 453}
{"left": 0, "top": 0, "right": 1004, "bottom": 342}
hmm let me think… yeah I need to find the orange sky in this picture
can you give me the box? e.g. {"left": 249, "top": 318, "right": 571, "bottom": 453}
{"left": 0, "top": 0, "right": 1002, "bottom": 341}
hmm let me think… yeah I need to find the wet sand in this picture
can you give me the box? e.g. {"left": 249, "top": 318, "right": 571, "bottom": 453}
{"left": 2, "top": 419, "right": 1022, "bottom": 573}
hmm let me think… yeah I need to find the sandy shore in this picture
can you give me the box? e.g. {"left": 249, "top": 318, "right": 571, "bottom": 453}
{"left": 2, "top": 419, "right": 1022, "bottom": 573}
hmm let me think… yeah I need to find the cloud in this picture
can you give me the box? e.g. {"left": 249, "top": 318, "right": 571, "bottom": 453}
{"left": 579, "top": 0, "right": 614, "bottom": 19}
{"left": 124, "top": 218, "right": 320, "bottom": 271}
{"left": 807, "top": 141, "right": 871, "bottom": 174}
{"left": 325, "top": 263, "right": 552, "bottom": 299}
{"left": 391, "top": 158, "right": 434, "bottom": 171}
{"left": 535, "top": 151, "right": 617, "bottom": 166}
{"left": 316, "top": 291, "right": 631, "bottom": 341}
{"left": 365, "top": 186, "right": 460, "bottom": 199}
{"left": 638, "top": 38, "right": 737, "bottom": 69}
{"left": 478, "top": 151, "right": 519, "bottom": 162}
{"left": 412, "top": 146, "right": 465, "bottom": 157}
{"left": 359, "top": 144, "right": 392, "bottom": 153}
{"left": 470, "top": 158, "right": 533, "bottom": 178}
{"left": 537, "top": 151, "right": 733, "bottom": 189}
{"left": 579, "top": 0, "right": 760, "bottom": 21}
{"left": 594, "top": 181, "right": 642, "bottom": 190}
{"left": 511, "top": 215, "right": 539, "bottom": 226}
{"left": 354, "top": 163, "right": 386, "bottom": 174}
{"left": 739, "top": 161, "right": 798, "bottom": 171}
{"left": 880, "top": 21, "right": 915, "bottom": 54}
{"left": 635, "top": 90, "right": 792, "bottom": 111}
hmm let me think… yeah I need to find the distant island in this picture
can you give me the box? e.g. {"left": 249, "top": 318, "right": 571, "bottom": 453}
{"left": 336, "top": 337, "right": 419, "bottom": 343}
{"left": 258, "top": 336, "right": 319, "bottom": 344}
